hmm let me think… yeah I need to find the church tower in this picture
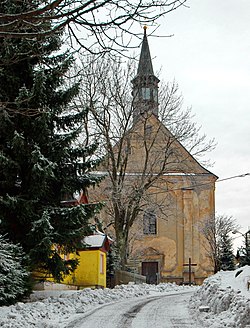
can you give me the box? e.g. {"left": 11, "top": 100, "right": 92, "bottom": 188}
{"left": 89, "top": 26, "right": 217, "bottom": 286}
{"left": 132, "top": 27, "right": 160, "bottom": 121}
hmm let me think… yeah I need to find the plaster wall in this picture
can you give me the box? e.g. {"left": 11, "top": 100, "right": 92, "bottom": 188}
{"left": 63, "top": 250, "right": 106, "bottom": 288}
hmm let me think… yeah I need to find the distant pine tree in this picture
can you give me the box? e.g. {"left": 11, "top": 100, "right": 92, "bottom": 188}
{"left": 238, "top": 233, "right": 250, "bottom": 266}
{"left": 219, "top": 233, "right": 235, "bottom": 271}
{"left": 0, "top": 0, "right": 103, "bottom": 283}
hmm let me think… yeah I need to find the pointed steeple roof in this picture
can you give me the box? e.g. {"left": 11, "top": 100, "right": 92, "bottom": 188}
{"left": 137, "top": 26, "right": 154, "bottom": 76}
{"left": 132, "top": 26, "right": 159, "bottom": 121}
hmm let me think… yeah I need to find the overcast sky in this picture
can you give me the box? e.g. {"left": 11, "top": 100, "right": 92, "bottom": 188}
{"left": 147, "top": 0, "right": 250, "bottom": 246}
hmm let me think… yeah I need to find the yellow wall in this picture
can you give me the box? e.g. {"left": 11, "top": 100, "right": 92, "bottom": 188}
{"left": 63, "top": 250, "right": 107, "bottom": 288}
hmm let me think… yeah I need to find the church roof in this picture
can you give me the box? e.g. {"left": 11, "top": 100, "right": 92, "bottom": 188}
{"left": 137, "top": 26, "right": 154, "bottom": 76}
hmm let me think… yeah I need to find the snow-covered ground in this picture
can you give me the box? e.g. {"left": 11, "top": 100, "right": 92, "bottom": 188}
{"left": 190, "top": 266, "right": 250, "bottom": 328}
{"left": 0, "top": 283, "right": 195, "bottom": 327}
{"left": 0, "top": 266, "right": 249, "bottom": 328}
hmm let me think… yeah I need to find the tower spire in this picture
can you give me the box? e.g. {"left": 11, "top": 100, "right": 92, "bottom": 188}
{"left": 132, "top": 27, "right": 160, "bottom": 121}
{"left": 137, "top": 26, "right": 154, "bottom": 76}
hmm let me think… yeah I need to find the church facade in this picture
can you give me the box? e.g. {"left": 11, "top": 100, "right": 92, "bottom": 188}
{"left": 91, "top": 27, "right": 217, "bottom": 285}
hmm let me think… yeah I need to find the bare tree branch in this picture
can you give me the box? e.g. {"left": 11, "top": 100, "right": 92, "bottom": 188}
{"left": 0, "top": 0, "right": 188, "bottom": 51}
{"left": 199, "top": 214, "right": 240, "bottom": 273}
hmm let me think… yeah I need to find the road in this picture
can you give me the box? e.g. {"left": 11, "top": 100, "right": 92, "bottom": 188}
{"left": 65, "top": 290, "right": 199, "bottom": 328}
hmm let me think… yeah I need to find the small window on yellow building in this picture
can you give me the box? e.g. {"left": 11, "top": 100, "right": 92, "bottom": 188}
{"left": 100, "top": 253, "right": 104, "bottom": 274}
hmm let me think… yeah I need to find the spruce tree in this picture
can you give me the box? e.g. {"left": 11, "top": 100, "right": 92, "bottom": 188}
{"left": 0, "top": 0, "right": 102, "bottom": 282}
{"left": 219, "top": 233, "right": 235, "bottom": 271}
{"left": 0, "top": 235, "right": 30, "bottom": 305}
{"left": 238, "top": 233, "right": 250, "bottom": 266}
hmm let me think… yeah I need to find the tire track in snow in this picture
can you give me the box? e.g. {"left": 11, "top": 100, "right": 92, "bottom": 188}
{"left": 119, "top": 295, "right": 164, "bottom": 328}
{"left": 64, "top": 291, "right": 197, "bottom": 328}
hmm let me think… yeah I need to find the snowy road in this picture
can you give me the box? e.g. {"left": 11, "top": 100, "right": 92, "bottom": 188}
{"left": 1, "top": 268, "right": 248, "bottom": 328}
{"left": 65, "top": 290, "right": 198, "bottom": 328}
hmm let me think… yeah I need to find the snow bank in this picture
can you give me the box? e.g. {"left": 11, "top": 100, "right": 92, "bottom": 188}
{"left": 0, "top": 283, "right": 194, "bottom": 328}
{"left": 1, "top": 268, "right": 249, "bottom": 327}
{"left": 189, "top": 266, "right": 250, "bottom": 328}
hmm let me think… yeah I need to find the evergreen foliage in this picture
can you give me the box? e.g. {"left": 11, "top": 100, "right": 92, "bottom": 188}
{"left": 238, "top": 233, "right": 250, "bottom": 266}
{"left": 106, "top": 244, "right": 121, "bottom": 275}
{"left": 219, "top": 233, "right": 235, "bottom": 271}
{"left": 0, "top": 0, "right": 103, "bottom": 284}
{"left": 201, "top": 215, "right": 238, "bottom": 273}
{"left": 0, "top": 235, "right": 30, "bottom": 305}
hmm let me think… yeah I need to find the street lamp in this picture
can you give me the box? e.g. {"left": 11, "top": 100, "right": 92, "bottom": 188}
{"left": 232, "top": 229, "right": 250, "bottom": 264}
{"left": 232, "top": 229, "right": 250, "bottom": 241}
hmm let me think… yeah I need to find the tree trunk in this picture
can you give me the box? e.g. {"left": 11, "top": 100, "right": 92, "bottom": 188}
{"left": 116, "top": 229, "right": 129, "bottom": 270}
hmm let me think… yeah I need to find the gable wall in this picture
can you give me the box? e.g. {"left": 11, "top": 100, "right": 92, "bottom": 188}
{"left": 120, "top": 115, "right": 211, "bottom": 175}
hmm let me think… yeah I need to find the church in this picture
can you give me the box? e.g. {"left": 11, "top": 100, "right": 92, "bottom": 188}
{"left": 91, "top": 27, "right": 217, "bottom": 285}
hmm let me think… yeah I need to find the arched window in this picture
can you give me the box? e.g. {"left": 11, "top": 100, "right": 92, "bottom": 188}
{"left": 143, "top": 209, "right": 157, "bottom": 235}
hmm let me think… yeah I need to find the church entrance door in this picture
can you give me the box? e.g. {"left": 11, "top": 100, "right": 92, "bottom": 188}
{"left": 142, "top": 262, "right": 158, "bottom": 284}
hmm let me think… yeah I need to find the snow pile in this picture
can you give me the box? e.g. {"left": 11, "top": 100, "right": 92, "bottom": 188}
{"left": 0, "top": 282, "right": 193, "bottom": 327}
{"left": 1, "top": 268, "right": 249, "bottom": 327}
{"left": 190, "top": 266, "right": 250, "bottom": 328}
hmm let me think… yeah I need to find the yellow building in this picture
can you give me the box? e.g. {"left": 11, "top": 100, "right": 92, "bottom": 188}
{"left": 62, "top": 232, "right": 111, "bottom": 288}
{"left": 33, "top": 231, "right": 111, "bottom": 289}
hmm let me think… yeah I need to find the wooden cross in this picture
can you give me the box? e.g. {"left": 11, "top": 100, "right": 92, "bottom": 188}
{"left": 183, "top": 257, "right": 197, "bottom": 285}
